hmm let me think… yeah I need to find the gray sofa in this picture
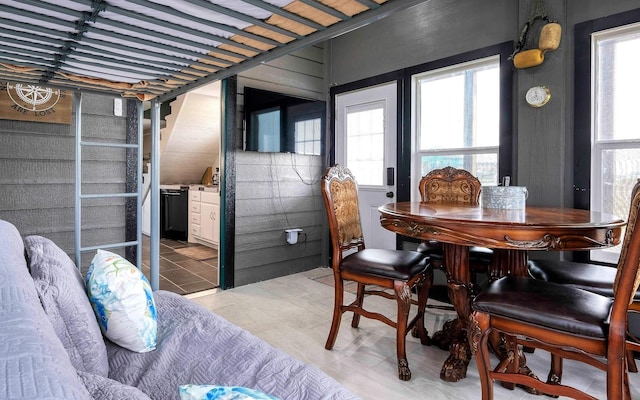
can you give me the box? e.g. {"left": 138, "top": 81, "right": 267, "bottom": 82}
{"left": 0, "top": 220, "right": 358, "bottom": 400}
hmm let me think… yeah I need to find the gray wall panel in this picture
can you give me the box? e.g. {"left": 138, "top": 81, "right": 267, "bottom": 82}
{"left": 326, "top": 0, "right": 639, "bottom": 264}
{"left": 568, "top": 2, "right": 639, "bottom": 24}
{"left": 234, "top": 255, "right": 322, "bottom": 287}
{"left": 235, "top": 211, "right": 322, "bottom": 236}
{"left": 0, "top": 91, "right": 130, "bottom": 263}
{"left": 238, "top": 196, "right": 320, "bottom": 217}
{"left": 0, "top": 161, "right": 74, "bottom": 184}
{"left": 0, "top": 133, "right": 73, "bottom": 159}
{"left": 328, "top": 0, "right": 517, "bottom": 86}
{"left": 233, "top": 45, "right": 327, "bottom": 285}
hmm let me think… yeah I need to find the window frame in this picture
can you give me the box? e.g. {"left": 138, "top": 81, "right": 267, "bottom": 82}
{"left": 288, "top": 101, "right": 325, "bottom": 156}
{"left": 328, "top": 42, "right": 514, "bottom": 203}
{"left": 398, "top": 42, "right": 514, "bottom": 202}
{"left": 410, "top": 55, "right": 502, "bottom": 196}
{"left": 574, "top": 7, "right": 640, "bottom": 264}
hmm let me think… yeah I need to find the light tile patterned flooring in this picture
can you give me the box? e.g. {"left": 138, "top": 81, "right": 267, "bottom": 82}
{"left": 141, "top": 235, "right": 218, "bottom": 295}
{"left": 188, "top": 267, "right": 640, "bottom": 400}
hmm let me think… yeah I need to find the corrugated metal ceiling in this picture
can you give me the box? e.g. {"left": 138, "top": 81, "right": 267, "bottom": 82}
{"left": 0, "top": 0, "right": 423, "bottom": 102}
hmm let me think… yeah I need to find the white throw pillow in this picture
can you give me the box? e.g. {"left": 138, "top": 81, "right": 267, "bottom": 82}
{"left": 178, "top": 385, "right": 278, "bottom": 400}
{"left": 86, "top": 249, "right": 157, "bottom": 353}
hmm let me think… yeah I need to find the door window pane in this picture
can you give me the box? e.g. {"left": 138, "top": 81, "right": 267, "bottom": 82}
{"left": 346, "top": 105, "right": 384, "bottom": 186}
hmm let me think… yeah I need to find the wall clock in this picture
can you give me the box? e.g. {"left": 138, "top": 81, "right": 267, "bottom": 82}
{"left": 525, "top": 86, "right": 551, "bottom": 108}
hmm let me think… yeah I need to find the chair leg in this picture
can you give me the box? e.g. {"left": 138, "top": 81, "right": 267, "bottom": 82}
{"left": 624, "top": 365, "right": 632, "bottom": 399}
{"left": 607, "top": 352, "right": 627, "bottom": 400}
{"left": 501, "top": 334, "right": 519, "bottom": 390}
{"left": 325, "top": 273, "right": 344, "bottom": 350}
{"left": 545, "top": 354, "right": 562, "bottom": 398}
{"left": 351, "top": 282, "right": 365, "bottom": 328}
{"left": 473, "top": 312, "right": 494, "bottom": 400}
{"left": 627, "top": 349, "right": 638, "bottom": 373}
{"left": 411, "top": 270, "right": 432, "bottom": 345}
{"left": 394, "top": 281, "right": 412, "bottom": 381}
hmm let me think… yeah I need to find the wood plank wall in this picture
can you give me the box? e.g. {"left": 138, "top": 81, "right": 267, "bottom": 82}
{"left": 0, "top": 92, "right": 130, "bottom": 270}
{"left": 232, "top": 44, "right": 329, "bottom": 286}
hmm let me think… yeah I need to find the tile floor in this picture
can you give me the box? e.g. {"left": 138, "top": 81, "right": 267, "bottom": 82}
{"left": 188, "top": 267, "right": 640, "bottom": 400}
{"left": 141, "top": 235, "right": 218, "bottom": 295}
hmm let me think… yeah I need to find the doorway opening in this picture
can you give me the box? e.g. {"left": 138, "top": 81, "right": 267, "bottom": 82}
{"left": 141, "top": 81, "right": 222, "bottom": 295}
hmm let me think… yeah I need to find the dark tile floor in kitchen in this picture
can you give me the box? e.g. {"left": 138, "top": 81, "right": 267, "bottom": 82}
{"left": 141, "top": 235, "right": 219, "bottom": 295}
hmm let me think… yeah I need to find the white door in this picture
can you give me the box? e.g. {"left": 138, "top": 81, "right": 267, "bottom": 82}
{"left": 335, "top": 82, "right": 398, "bottom": 249}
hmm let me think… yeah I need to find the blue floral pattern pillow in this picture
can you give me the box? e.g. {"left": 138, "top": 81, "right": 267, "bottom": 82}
{"left": 178, "top": 385, "right": 279, "bottom": 400}
{"left": 86, "top": 249, "right": 157, "bottom": 353}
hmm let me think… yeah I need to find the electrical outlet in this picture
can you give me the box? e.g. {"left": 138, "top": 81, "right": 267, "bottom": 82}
{"left": 285, "top": 228, "right": 303, "bottom": 245}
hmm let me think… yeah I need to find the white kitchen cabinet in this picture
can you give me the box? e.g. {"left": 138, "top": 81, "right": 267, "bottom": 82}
{"left": 200, "top": 202, "right": 217, "bottom": 243}
{"left": 188, "top": 188, "right": 219, "bottom": 247}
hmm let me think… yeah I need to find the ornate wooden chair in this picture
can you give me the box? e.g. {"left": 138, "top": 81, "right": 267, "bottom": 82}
{"left": 470, "top": 179, "right": 640, "bottom": 399}
{"left": 416, "top": 167, "right": 493, "bottom": 312}
{"left": 528, "top": 254, "right": 640, "bottom": 374}
{"left": 321, "top": 164, "right": 432, "bottom": 381}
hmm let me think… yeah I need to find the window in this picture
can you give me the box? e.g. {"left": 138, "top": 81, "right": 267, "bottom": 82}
{"left": 251, "top": 107, "right": 281, "bottom": 152}
{"left": 411, "top": 56, "right": 501, "bottom": 197}
{"left": 590, "top": 22, "right": 640, "bottom": 263}
{"left": 294, "top": 116, "right": 321, "bottom": 155}
{"left": 288, "top": 101, "right": 325, "bottom": 156}
{"left": 345, "top": 104, "right": 385, "bottom": 186}
{"left": 329, "top": 42, "right": 513, "bottom": 203}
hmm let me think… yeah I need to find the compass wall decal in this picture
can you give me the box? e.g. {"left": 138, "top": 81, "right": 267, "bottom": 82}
{"left": 0, "top": 82, "right": 72, "bottom": 124}
{"left": 6, "top": 83, "right": 61, "bottom": 111}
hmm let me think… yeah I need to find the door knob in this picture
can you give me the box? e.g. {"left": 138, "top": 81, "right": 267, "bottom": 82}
{"left": 386, "top": 191, "right": 394, "bottom": 198}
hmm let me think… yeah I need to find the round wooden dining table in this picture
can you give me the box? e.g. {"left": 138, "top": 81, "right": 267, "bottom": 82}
{"left": 378, "top": 201, "right": 625, "bottom": 383}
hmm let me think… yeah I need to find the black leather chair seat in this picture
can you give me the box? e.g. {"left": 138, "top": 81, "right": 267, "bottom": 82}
{"left": 341, "top": 249, "right": 429, "bottom": 281}
{"left": 472, "top": 276, "right": 613, "bottom": 338}
{"left": 528, "top": 259, "right": 640, "bottom": 300}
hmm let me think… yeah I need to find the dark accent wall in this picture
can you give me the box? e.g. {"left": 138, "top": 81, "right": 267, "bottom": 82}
{"left": 125, "top": 98, "right": 140, "bottom": 264}
{"left": 327, "top": 0, "right": 639, "bottom": 209}
{"left": 0, "top": 91, "right": 130, "bottom": 270}
{"left": 326, "top": 0, "right": 639, "bottom": 262}
{"left": 221, "top": 76, "right": 237, "bottom": 290}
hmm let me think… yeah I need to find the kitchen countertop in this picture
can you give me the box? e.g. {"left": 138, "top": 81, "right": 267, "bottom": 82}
{"left": 189, "top": 184, "right": 219, "bottom": 193}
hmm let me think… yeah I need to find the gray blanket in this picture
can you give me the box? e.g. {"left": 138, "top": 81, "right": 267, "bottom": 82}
{"left": 107, "top": 290, "right": 359, "bottom": 400}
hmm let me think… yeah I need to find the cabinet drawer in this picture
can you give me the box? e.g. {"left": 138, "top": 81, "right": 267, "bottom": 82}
{"left": 201, "top": 191, "right": 219, "bottom": 204}
{"left": 190, "top": 224, "right": 201, "bottom": 237}
{"left": 190, "top": 191, "right": 201, "bottom": 202}
{"left": 190, "top": 202, "right": 201, "bottom": 213}
{"left": 190, "top": 213, "right": 200, "bottom": 225}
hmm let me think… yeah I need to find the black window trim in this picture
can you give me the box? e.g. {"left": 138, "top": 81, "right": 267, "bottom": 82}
{"left": 574, "top": 8, "right": 640, "bottom": 263}
{"left": 400, "top": 41, "right": 514, "bottom": 202}
{"left": 328, "top": 41, "right": 514, "bottom": 205}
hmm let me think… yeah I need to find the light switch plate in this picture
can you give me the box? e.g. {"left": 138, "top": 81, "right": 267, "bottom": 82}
{"left": 114, "top": 98, "right": 123, "bottom": 116}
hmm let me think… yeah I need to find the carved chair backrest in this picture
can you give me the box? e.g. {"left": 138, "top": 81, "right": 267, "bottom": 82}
{"left": 591, "top": 179, "right": 640, "bottom": 365}
{"left": 613, "top": 180, "right": 640, "bottom": 307}
{"left": 321, "top": 165, "right": 365, "bottom": 268}
{"left": 418, "top": 166, "right": 482, "bottom": 205}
